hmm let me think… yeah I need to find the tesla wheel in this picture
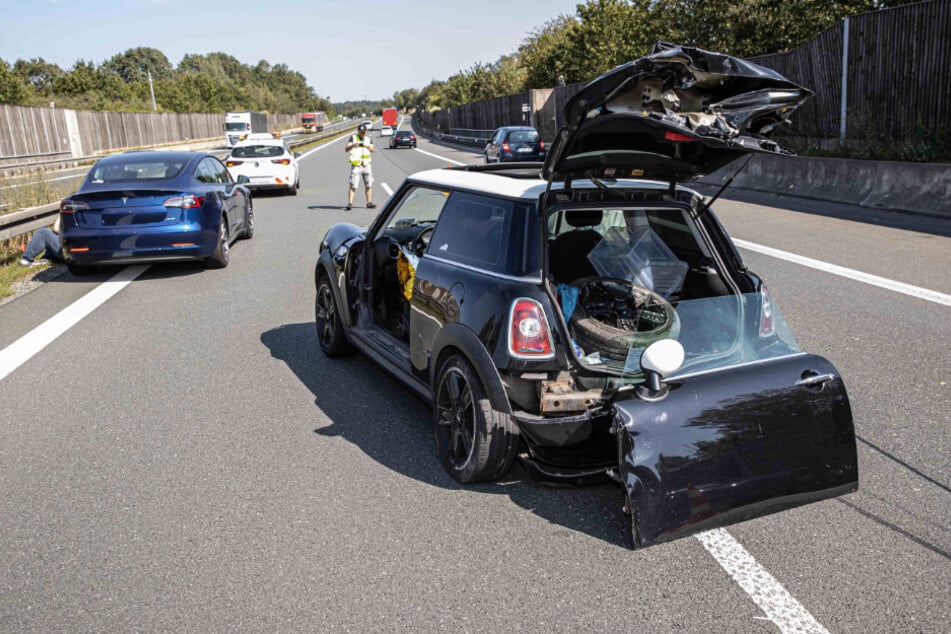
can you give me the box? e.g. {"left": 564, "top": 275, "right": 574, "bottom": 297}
{"left": 205, "top": 217, "right": 230, "bottom": 268}
{"left": 241, "top": 203, "right": 254, "bottom": 240}
{"left": 315, "top": 275, "right": 353, "bottom": 357}
{"left": 66, "top": 261, "right": 91, "bottom": 276}
{"left": 434, "top": 353, "right": 518, "bottom": 483}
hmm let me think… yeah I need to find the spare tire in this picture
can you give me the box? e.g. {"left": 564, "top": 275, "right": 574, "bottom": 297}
{"left": 569, "top": 277, "right": 677, "bottom": 362}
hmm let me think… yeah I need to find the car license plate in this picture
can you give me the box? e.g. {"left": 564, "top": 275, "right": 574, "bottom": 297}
{"left": 518, "top": 147, "right": 532, "bottom": 153}
{"left": 250, "top": 177, "right": 270, "bottom": 184}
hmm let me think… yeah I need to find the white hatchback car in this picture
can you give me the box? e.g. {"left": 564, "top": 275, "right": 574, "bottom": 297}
{"left": 380, "top": 125, "right": 394, "bottom": 137}
{"left": 225, "top": 133, "right": 300, "bottom": 195}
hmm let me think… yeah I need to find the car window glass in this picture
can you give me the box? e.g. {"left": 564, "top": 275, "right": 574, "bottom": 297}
{"left": 210, "top": 158, "right": 232, "bottom": 184}
{"left": 195, "top": 158, "right": 220, "bottom": 184}
{"left": 430, "top": 192, "right": 512, "bottom": 270}
{"left": 89, "top": 158, "right": 185, "bottom": 183}
{"left": 509, "top": 130, "right": 539, "bottom": 143}
{"left": 385, "top": 186, "right": 448, "bottom": 230}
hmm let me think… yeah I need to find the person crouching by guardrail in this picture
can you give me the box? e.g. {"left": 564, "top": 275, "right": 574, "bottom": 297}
{"left": 19, "top": 215, "right": 64, "bottom": 267}
{"left": 345, "top": 123, "right": 376, "bottom": 211}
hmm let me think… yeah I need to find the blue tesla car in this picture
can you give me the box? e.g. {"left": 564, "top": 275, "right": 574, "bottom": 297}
{"left": 60, "top": 151, "right": 253, "bottom": 274}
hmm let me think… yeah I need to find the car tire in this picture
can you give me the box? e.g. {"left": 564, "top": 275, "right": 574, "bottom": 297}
{"left": 205, "top": 217, "right": 230, "bottom": 269}
{"left": 66, "top": 261, "right": 91, "bottom": 276}
{"left": 315, "top": 275, "right": 353, "bottom": 357}
{"left": 569, "top": 277, "right": 677, "bottom": 362}
{"left": 240, "top": 203, "right": 254, "bottom": 240}
{"left": 434, "top": 353, "right": 519, "bottom": 483}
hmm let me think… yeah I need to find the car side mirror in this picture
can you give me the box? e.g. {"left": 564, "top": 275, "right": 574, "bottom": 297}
{"left": 237, "top": 175, "right": 250, "bottom": 184}
{"left": 636, "top": 339, "right": 684, "bottom": 402}
{"left": 294, "top": 152, "right": 301, "bottom": 158}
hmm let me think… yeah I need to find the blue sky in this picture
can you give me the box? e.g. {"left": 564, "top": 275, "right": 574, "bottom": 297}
{"left": 1, "top": 0, "right": 583, "bottom": 102}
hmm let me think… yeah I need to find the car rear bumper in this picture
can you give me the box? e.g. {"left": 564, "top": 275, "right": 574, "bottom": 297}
{"left": 62, "top": 225, "right": 218, "bottom": 264}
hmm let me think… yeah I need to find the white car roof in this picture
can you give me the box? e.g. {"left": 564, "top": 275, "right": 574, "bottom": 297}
{"left": 407, "top": 168, "right": 690, "bottom": 201}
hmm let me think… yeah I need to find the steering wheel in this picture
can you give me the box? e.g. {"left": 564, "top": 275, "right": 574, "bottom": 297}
{"left": 413, "top": 225, "right": 435, "bottom": 257}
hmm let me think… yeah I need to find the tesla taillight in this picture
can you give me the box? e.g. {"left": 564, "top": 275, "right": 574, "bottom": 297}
{"left": 508, "top": 298, "right": 554, "bottom": 358}
{"left": 759, "top": 286, "right": 775, "bottom": 337}
{"left": 271, "top": 158, "right": 291, "bottom": 165}
{"left": 60, "top": 200, "right": 89, "bottom": 214}
{"left": 164, "top": 195, "right": 204, "bottom": 209}
{"left": 226, "top": 160, "right": 243, "bottom": 167}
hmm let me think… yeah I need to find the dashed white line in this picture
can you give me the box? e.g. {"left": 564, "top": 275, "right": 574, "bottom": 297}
{"left": 734, "top": 238, "right": 951, "bottom": 307}
{"left": 412, "top": 147, "right": 466, "bottom": 166}
{"left": 381, "top": 182, "right": 393, "bottom": 196}
{"left": 0, "top": 265, "right": 149, "bottom": 382}
{"left": 697, "top": 529, "right": 830, "bottom": 633}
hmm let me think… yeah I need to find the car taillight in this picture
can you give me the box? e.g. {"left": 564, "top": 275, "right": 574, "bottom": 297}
{"left": 164, "top": 195, "right": 204, "bottom": 209}
{"left": 508, "top": 298, "right": 554, "bottom": 358}
{"left": 665, "top": 131, "right": 697, "bottom": 142}
{"left": 60, "top": 200, "right": 89, "bottom": 214}
{"left": 271, "top": 158, "right": 291, "bottom": 165}
{"left": 759, "top": 286, "right": 775, "bottom": 337}
{"left": 411, "top": 135, "right": 416, "bottom": 141}
{"left": 539, "top": 140, "right": 545, "bottom": 150}
{"left": 501, "top": 142, "right": 510, "bottom": 153}
{"left": 226, "top": 160, "right": 243, "bottom": 167}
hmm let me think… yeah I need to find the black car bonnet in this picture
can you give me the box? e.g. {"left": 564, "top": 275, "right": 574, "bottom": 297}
{"left": 542, "top": 42, "right": 813, "bottom": 183}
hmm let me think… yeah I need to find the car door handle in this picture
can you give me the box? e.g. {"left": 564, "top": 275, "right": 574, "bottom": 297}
{"left": 796, "top": 373, "right": 836, "bottom": 387}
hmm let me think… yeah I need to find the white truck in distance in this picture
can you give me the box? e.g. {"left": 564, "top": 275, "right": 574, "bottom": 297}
{"left": 224, "top": 112, "right": 268, "bottom": 147}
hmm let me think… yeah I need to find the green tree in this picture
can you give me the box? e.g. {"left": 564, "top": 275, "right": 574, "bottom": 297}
{"left": 12, "top": 58, "right": 63, "bottom": 95}
{"left": 0, "top": 58, "right": 31, "bottom": 104}
{"left": 103, "top": 47, "right": 173, "bottom": 83}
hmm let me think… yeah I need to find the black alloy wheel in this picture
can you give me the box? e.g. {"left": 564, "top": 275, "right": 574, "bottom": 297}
{"left": 315, "top": 276, "right": 353, "bottom": 357}
{"left": 434, "top": 354, "right": 518, "bottom": 483}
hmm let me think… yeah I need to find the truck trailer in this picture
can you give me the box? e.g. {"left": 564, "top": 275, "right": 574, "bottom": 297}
{"left": 301, "top": 112, "right": 327, "bottom": 133}
{"left": 224, "top": 111, "right": 268, "bottom": 147}
{"left": 381, "top": 107, "right": 398, "bottom": 129}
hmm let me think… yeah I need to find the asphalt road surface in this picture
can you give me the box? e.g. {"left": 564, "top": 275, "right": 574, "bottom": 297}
{"left": 1, "top": 122, "right": 948, "bottom": 632}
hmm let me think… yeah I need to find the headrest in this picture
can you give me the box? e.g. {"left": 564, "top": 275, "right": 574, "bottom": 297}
{"left": 565, "top": 209, "right": 603, "bottom": 228}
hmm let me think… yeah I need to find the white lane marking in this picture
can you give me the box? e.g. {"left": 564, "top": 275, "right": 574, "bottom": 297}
{"left": 0, "top": 265, "right": 149, "bottom": 382}
{"left": 412, "top": 147, "right": 467, "bottom": 166}
{"left": 697, "top": 529, "right": 830, "bottom": 634}
{"left": 734, "top": 238, "right": 951, "bottom": 306}
{"left": 381, "top": 182, "right": 393, "bottom": 196}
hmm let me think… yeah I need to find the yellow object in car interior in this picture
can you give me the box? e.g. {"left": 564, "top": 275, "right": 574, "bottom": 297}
{"left": 397, "top": 250, "right": 416, "bottom": 303}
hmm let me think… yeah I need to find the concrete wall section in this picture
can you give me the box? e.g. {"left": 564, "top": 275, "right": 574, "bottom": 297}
{"left": 701, "top": 154, "right": 951, "bottom": 217}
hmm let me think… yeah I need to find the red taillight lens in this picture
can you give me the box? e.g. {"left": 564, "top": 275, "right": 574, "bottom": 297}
{"left": 665, "top": 131, "right": 696, "bottom": 142}
{"left": 501, "top": 142, "right": 510, "bottom": 153}
{"left": 271, "top": 158, "right": 291, "bottom": 165}
{"left": 759, "top": 286, "right": 775, "bottom": 337}
{"left": 164, "top": 195, "right": 204, "bottom": 209}
{"left": 226, "top": 160, "right": 243, "bottom": 167}
{"left": 509, "top": 299, "right": 554, "bottom": 358}
{"left": 60, "top": 200, "right": 89, "bottom": 214}
{"left": 539, "top": 140, "right": 545, "bottom": 150}
{"left": 411, "top": 135, "right": 416, "bottom": 141}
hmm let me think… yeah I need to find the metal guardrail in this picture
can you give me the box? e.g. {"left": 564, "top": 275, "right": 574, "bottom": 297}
{"left": 0, "top": 119, "right": 361, "bottom": 244}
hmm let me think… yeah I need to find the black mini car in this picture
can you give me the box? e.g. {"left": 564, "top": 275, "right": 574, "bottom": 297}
{"left": 314, "top": 43, "right": 858, "bottom": 548}
{"left": 390, "top": 130, "right": 417, "bottom": 149}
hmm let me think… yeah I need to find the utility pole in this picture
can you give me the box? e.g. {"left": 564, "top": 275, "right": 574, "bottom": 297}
{"left": 148, "top": 71, "right": 157, "bottom": 111}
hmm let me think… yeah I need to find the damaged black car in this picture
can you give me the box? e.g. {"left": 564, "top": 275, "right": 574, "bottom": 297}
{"left": 313, "top": 43, "right": 858, "bottom": 548}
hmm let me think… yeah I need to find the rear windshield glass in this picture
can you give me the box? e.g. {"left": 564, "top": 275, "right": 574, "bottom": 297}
{"left": 89, "top": 159, "right": 185, "bottom": 183}
{"left": 508, "top": 130, "right": 540, "bottom": 143}
{"left": 225, "top": 122, "right": 249, "bottom": 131}
{"left": 397, "top": 131, "right": 412, "bottom": 137}
{"left": 231, "top": 145, "right": 284, "bottom": 158}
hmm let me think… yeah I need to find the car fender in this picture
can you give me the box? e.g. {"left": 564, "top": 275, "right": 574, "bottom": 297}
{"left": 430, "top": 323, "right": 513, "bottom": 415}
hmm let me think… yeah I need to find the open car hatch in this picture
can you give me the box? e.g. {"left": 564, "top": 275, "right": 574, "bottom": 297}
{"left": 542, "top": 41, "right": 814, "bottom": 183}
{"left": 614, "top": 353, "right": 858, "bottom": 548}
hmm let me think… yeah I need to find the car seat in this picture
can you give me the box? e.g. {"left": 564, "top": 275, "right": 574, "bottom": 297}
{"left": 548, "top": 209, "right": 604, "bottom": 283}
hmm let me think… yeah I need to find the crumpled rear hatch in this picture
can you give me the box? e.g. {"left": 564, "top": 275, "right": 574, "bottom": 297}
{"left": 542, "top": 41, "right": 813, "bottom": 183}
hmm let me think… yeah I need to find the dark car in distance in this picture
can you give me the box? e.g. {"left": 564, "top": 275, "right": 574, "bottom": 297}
{"left": 390, "top": 130, "right": 417, "bottom": 149}
{"left": 484, "top": 126, "right": 546, "bottom": 163}
{"left": 60, "top": 151, "right": 253, "bottom": 274}
{"left": 313, "top": 43, "right": 858, "bottom": 548}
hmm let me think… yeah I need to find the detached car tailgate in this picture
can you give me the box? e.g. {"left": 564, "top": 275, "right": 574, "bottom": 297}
{"left": 614, "top": 353, "right": 858, "bottom": 547}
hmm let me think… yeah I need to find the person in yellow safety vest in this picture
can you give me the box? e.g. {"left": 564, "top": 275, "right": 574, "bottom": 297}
{"left": 345, "top": 123, "right": 376, "bottom": 210}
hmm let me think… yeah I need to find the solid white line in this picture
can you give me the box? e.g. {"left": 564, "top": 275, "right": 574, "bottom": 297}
{"left": 734, "top": 238, "right": 951, "bottom": 306}
{"left": 412, "top": 147, "right": 467, "bottom": 166}
{"left": 697, "top": 529, "right": 830, "bottom": 633}
{"left": 0, "top": 265, "right": 149, "bottom": 382}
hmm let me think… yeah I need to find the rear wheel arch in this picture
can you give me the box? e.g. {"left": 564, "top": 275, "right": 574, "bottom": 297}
{"left": 429, "top": 324, "right": 512, "bottom": 416}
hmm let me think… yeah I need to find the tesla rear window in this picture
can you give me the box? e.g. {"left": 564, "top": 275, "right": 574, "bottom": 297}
{"left": 89, "top": 160, "right": 185, "bottom": 183}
